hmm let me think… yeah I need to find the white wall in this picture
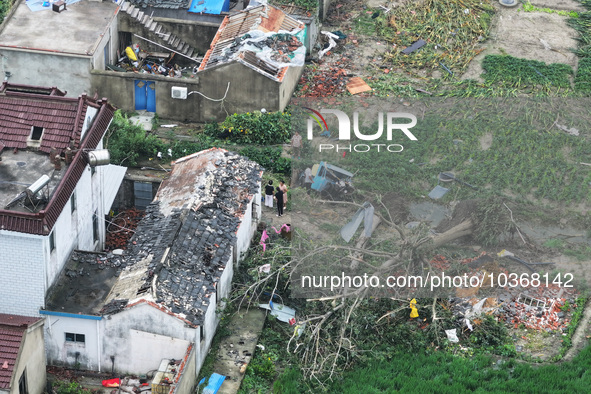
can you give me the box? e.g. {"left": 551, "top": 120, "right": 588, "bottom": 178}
{"left": 129, "top": 329, "right": 191, "bottom": 373}
{"left": 43, "top": 314, "right": 101, "bottom": 371}
{"left": 92, "top": 16, "right": 119, "bottom": 72}
{"left": 0, "top": 231, "right": 45, "bottom": 316}
{"left": 235, "top": 181, "right": 261, "bottom": 265}
{"left": 101, "top": 303, "right": 197, "bottom": 374}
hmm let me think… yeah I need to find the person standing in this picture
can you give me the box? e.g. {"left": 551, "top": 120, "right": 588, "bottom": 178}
{"left": 291, "top": 131, "right": 302, "bottom": 159}
{"left": 275, "top": 186, "right": 284, "bottom": 217}
{"left": 264, "top": 180, "right": 274, "bottom": 208}
{"left": 279, "top": 181, "right": 288, "bottom": 209}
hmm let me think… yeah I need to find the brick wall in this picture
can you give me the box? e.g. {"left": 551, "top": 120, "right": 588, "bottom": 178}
{"left": 0, "top": 231, "right": 45, "bottom": 316}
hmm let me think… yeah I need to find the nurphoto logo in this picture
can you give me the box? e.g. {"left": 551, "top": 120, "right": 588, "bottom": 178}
{"left": 303, "top": 107, "right": 418, "bottom": 153}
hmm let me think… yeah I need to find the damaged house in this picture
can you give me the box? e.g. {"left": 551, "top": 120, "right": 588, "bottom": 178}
{"left": 43, "top": 148, "right": 262, "bottom": 390}
{"left": 0, "top": 0, "right": 306, "bottom": 122}
{"left": 95, "top": 3, "right": 306, "bottom": 121}
{"left": 0, "top": 83, "right": 125, "bottom": 318}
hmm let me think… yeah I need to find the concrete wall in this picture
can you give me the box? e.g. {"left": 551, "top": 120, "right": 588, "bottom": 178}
{"left": 0, "top": 50, "right": 92, "bottom": 97}
{"left": 101, "top": 303, "right": 197, "bottom": 374}
{"left": 92, "top": 13, "right": 120, "bottom": 71}
{"left": 91, "top": 70, "right": 202, "bottom": 121}
{"left": 198, "top": 62, "right": 281, "bottom": 121}
{"left": 111, "top": 177, "right": 162, "bottom": 212}
{"left": 128, "top": 329, "right": 190, "bottom": 373}
{"left": 43, "top": 314, "right": 101, "bottom": 371}
{"left": 119, "top": 14, "right": 219, "bottom": 57}
{"left": 8, "top": 320, "right": 46, "bottom": 394}
{"left": 234, "top": 186, "right": 261, "bottom": 266}
{"left": 0, "top": 231, "right": 45, "bottom": 316}
{"left": 279, "top": 65, "right": 304, "bottom": 111}
{"left": 174, "top": 346, "right": 196, "bottom": 394}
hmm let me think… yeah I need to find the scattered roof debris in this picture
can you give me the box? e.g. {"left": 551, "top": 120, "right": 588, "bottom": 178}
{"left": 199, "top": 5, "right": 305, "bottom": 82}
{"left": 47, "top": 149, "right": 262, "bottom": 327}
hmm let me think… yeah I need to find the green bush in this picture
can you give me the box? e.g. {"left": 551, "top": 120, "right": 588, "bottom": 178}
{"left": 239, "top": 146, "right": 291, "bottom": 176}
{"left": 273, "top": 367, "right": 304, "bottom": 394}
{"left": 204, "top": 111, "right": 291, "bottom": 145}
{"left": 105, "top": 110, "right": 165, "bottom": 166}
{"left": 52, "top": 380, "right": 92, "bottom": 394}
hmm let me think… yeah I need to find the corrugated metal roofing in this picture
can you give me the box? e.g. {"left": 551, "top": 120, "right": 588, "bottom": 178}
{"left": 0, "top": 314, "right": 41, "bottom": 389}
{"left": 199, "top": 5, "right": 304, "bottom": 81}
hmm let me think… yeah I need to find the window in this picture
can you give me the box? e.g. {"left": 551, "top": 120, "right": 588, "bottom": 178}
{"left": 65, "top": 332, "right": 85, "bottom": 344}
{"left": 93, "top": 212, "right": 99, "bottom": 243}
{"left": 49, "top": 231, "right": 55, "bottom": 252}
{"left": 71, "top": 192, "right": 76, "bottom": 213}
{"left": 200, "top": 326, "right": 204, "bottom": 343}
{"left": 18, "top": 369, "right": 27, "bottom": 394}
{"left": 30, "top": 126, "right": 43, "bottom": 141}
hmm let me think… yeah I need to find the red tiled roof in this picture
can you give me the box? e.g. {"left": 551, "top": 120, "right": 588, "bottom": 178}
{"left": 0, "top": 314, "right": 41, "bottom": 389}
{"left": 0, "top": 88, "right": 115, "bottom": 235}
{"left": 199, "top": 5, "right": 304, "bottom": 82}
{"left": 0, "top": 94, "right": 85, "bottom": 153}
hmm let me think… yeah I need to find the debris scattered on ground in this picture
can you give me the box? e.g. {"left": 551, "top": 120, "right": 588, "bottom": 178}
{"left": 298, "top": 67, "right": 349, "bottom": 97}
{"left": 105, "top": 208, "right": 145, "bottom": 251}
{"left": 346, "top": 76, "right": 373, "bottom": 94}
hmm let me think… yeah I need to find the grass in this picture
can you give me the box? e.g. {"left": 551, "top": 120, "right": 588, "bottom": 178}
{"left": 482, "top": 55, "right": 573, "bottom": 90}
{"left": 330, "top": 345, "right": 591, "bottom": 393}
{"left": 575, "top": 58, "right": 591, "bottom": 91}
{"left": 521, "top": 1, "right": 580, "bottom": 18}
{"left": 372, "top": 0, "right": 495, "bottom": 76}
{"left": 331, "top": 98, "right": 591, "bottom": 204}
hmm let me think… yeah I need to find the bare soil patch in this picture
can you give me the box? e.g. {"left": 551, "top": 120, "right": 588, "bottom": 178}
{"left": 462, "top": 6, "right": 580, "bottom": 81}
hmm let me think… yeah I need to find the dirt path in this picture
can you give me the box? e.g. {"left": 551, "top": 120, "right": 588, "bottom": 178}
{"left": 212, "top": 309, "right": 266, "bottom": 394}
{"left": 562, "top": 299, "right": 591, "bottom": 361}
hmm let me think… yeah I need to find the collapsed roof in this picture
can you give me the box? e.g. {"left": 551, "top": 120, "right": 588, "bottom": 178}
{"left": 199, "top": 4, "right": 306, "bottom": 82}
{"left": 46, "top": 148, "right": 262, "bottom": 327}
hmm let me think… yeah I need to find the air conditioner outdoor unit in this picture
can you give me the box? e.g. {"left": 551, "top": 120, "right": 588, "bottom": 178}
{"left": 171, "top": 86, "right": 188, "bottom": 99}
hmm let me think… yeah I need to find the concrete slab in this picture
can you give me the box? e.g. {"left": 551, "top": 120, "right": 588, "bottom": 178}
{"left": 129, "top": 110, "right": 154, "bottom": 131}
{"left": 462, "top": 6, "right": 580, "bottom": 81}
{"left": 210, "top": 309, "right": 266, "bottom": 394}
{"left": 0, "top": 0, "right": 118, "bottom": 55}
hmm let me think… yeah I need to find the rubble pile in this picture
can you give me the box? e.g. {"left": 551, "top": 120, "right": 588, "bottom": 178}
{"left": 105, "top": 208, "right": 145, "bottom": 251}
{"left": 430, "top": 252, "right": 579, "bottom": 332}
{"left": 496, "top": 284, "right": 578, "bottom": 331}
{"left": 297, "top": 67, "right": 349, "bottom": 97}
{"left": 68, "top": 250, "right": 127, "bottom": 276}
{"left": 110, "top": 44, "right": 197, "bottom": 78}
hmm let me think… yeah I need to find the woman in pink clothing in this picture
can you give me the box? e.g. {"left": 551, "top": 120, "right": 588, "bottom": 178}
{"left": 279, "top": 181, "right": 288, "bottom": 209}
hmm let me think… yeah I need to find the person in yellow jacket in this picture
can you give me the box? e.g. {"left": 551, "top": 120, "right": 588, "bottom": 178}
{"left": 410, "top": 298, "right": 419, "bottom": 319}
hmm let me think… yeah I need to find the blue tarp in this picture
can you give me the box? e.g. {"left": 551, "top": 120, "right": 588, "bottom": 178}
{"left": 199, "top": 373, "right": 226, "bottom": 394}
{"left": 26, "top": 0, "right": 84, "bottom": 13}
{"left": 188, "top": 0, "right": 229, "bottom": 14}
